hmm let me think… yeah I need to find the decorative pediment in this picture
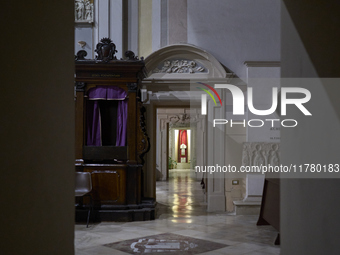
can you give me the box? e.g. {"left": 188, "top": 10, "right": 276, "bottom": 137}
{"left": 145, "top": 44, "right": 233, "bottom": 79}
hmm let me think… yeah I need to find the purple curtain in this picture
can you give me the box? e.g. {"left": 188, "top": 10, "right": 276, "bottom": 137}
{"left": 86, "top": 86, "right": 127, "bottom": 146}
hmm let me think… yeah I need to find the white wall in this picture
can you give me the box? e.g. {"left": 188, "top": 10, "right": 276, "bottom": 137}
{"left": 75, "top": 0, "right": 125, "bottom": 59}
{"left": 187, "top": 0, "right": 280, "bottom": 79}
{"left": 281, "top": 0, "right": 340, "bottom": 254}
{"left": 84, "top": 0, "right": 280, "bottom": 79}
{"left": 1, "top": 1, "right": 74, "bottom": 254}
{"left": 246, "top": 64, "right": 281, "bottom": 142}
{"left": 75, "top": 25, "right": 93, "bottom": 58}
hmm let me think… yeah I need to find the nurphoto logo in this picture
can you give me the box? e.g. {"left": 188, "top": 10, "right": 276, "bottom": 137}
{"left": 197, "top": 83, "right": 312, "bottom": 128}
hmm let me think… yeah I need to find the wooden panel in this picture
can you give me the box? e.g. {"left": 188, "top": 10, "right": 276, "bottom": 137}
{"left": 258, "top": 179, "right": 280, "bottom": 232}
{"left": 127, "top": 87, "right": 137, "bottom": 163}
{"left": 75, "top": 40, "right": 151, "bottom": 220}
{"left": 85, "top": 168, "right": 126, "bottom": 205}
{"left": 262, "top": 180, "right": 280, "bottom": 231}
{"left": 126, "top": 166, "right": 142, "bottom": 204}
{"left": 75, "top": 90, "right": 84, "bottom": 161}
{"left": 83, "top": 146, "right": 127, "bottom": 161}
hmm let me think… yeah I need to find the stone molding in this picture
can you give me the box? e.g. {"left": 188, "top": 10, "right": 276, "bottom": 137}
{"left": 244, "top": 61, "right": 281, "bottom": 67}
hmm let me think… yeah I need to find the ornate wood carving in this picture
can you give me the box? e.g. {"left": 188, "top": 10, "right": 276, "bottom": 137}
{"left": 95, "top": 38, "right": 118, "bottom": 62}
{"left": 127, "top": 83, "right": 138, "bottom": 92}
{"left": 75, "top": 37, "right": 153, "bottom": 222}
{"left": 75, "top": 50, "right": 88, "bottom": 60}
{"left": 125, "top": 50, "right": 140, "bottom": 61}
{"left": 75, "top": 81, "right": 86, "bottom": 92}
{"left": 137, "top": 102, "right": 150, "bottom": 165}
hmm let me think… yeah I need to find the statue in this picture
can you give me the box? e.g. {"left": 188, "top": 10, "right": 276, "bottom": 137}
{"left": 180, "top": 144, "right": 187, "bottom": 156}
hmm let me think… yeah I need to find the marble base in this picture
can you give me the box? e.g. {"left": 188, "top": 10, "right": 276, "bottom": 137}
{"left": 233, "top": 200, "right": 261, "bottom": 215}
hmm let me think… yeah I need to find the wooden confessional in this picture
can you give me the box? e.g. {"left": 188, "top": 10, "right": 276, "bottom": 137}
{"left": 74, "top": 38, "right": 153, "bottom": 222}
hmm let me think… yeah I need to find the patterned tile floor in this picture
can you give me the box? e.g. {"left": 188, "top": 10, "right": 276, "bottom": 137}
{"left": 75, "top": 169, "right": 280, "bottom": 254}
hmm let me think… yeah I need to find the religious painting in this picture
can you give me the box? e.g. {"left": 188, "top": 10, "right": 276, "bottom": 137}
{"left": 75, "top": 0, "right": 94, "bottom": 23}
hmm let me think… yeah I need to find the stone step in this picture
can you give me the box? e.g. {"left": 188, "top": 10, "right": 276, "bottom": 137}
{"left": 233, "top": 200, "right": 261, "bottom": 215}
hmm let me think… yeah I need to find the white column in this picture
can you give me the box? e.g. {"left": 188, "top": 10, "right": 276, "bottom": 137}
{"left": 207, "top": 89, "right": 226, "bottom": 212}
{"left": 152, "top": 0, "right": 161, "bottom": 51}
{"left": 160, "top": 128, "right": 168, "bottom": 180}
{"left": 109, "top": 0, "right": 123, "bottom": 59}
{"left": 194, "top": 117, "right": 206, "bottom": 180}
{"left": 94, "top": 0, "right": 109, "bottom": 46}
{"left": 128, "top": 0, "right": 139, "bottom": 54}
{"left": 152, "top": 0, "right": 169, "bottom": 50}
{"left": 93, "top": 0, "right": 124, "bottom": 59}
{"left": 168, "top": 0, "right": 187, "bottom": 44}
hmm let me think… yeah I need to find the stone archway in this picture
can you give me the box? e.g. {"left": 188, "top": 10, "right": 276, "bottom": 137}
{"left": 145, "top": 43, "right": 231, "bottom": 80}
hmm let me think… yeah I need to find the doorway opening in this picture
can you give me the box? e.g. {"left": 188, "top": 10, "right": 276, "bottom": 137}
{"left": 154, "top": 107, "right": 207, "bottom": 219}
{"left": 168, "top": 127, "right": 192, "bottom": 171}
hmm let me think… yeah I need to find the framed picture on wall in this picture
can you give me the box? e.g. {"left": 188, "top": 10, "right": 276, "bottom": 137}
{"left": 75, "top": 0, "right": 94, "bottom": 23}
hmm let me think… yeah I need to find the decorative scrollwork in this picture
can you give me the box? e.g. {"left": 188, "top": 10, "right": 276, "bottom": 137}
{"left": 127, "top": 83, "right": 138, "bottom": 92}
{"left": 137, "top": 103, "right": 150, "bottom": 165}
{"left": 75, "top": 82, "right": 86, "bottom": 92}
{"left": 125, "top": 50, "right": 138, "bottom": 60}
{"left": 95, "top": 37, "right": 118, "bottom": 62}
{"left": 75, "top": 50, "right": 88, "bottom": 60}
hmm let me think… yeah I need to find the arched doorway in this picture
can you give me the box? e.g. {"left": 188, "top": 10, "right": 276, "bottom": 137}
{"left": 141, "top": 44, "right": 234, "bottom": 212}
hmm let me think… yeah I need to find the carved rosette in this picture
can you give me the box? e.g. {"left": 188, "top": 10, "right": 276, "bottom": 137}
{"left": 242, "top": 142, "right": 280, "bottom": 167}
{"left": 137, "top": 103, "right": 150, "bottom": 165}
{"left": 95, "top": 38, "right": 118, "bottom": 62}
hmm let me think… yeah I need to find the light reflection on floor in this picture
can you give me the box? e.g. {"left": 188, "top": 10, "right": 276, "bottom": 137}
{"left": 75, "top": 169, "right": 280, "bottom": 255}
{"left": 156, "top": 169, "right": 207, "bottom": 224}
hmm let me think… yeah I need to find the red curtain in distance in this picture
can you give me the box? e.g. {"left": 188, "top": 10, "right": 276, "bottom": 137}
{"left": 177, "top": 130, "right": 188, "bottom": 163}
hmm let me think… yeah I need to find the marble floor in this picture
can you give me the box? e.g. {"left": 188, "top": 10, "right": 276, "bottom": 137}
{"left": 75, "top": 169, "right": 280, "bottom": 254}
